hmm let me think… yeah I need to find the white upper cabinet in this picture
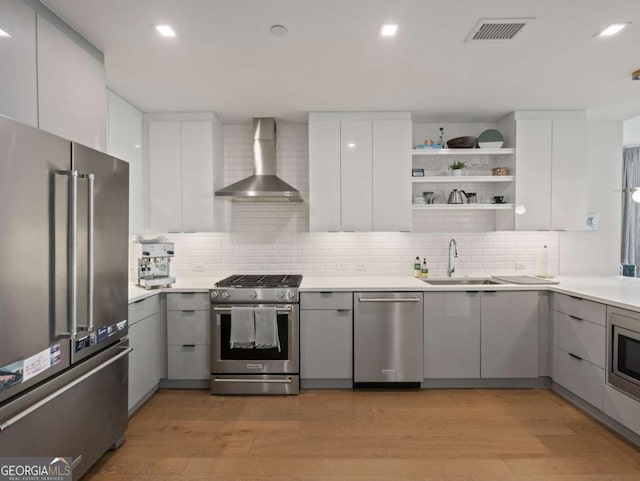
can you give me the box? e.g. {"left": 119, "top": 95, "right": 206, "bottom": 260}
{"left": 513, "top": 119, "right": 552, "bottom": 231}
{"left": 500, "top": 111, "right": 587, "bottom": 231}
{"left": 181, "top": 120, "right": 215, "bottom": 232}
{"left": 309, "top": 112, "right": 412, "bottom": 232}
{"left": 0, "top": 1, "right": 37, "bottom": 126}
{"left": 148, "top": 120, "right": 182, "bottom": 232}
{"left": 37, "top": 15, "right": 106, "bottom": 151}
{"left": 341, "top": 120, "right": 373, "bottom": 231}
{"left": 308, "top": 120, "right": 341, "bottom": 231}
{"left": 145, "top": 113, "right": 224, "bottom": 233}
{"left": 373, "top": 120, "right": 412, "bottom": 231}
{"left": 550, "top": 119, "right": 588, "bottom": 231}
{"left": 107, "top": 91, "right": 144, "bottom": 234}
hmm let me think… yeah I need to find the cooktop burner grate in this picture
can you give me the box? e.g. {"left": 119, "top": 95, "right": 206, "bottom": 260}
{"left": 215, "top": 274, "right": 303, "bottom": 288}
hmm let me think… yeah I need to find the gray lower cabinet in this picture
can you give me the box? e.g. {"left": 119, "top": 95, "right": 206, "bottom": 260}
{"left": 424, "top": 292, "right": 480, "bottom": 379}
{"left": 166, "top": 293, "right": 210, "bottom": 381}
{"left": 424, "top": 291, "right": 539, "bottom": 380}
{"left": 480, "top": 291, "right": 539, "bottom": 378}
{"left": 300, "top": 292, "right": 353, "bottom": 384}
{"left": 128, "top": 295, "right": 162, "bottom": 413}
{"left": 551, "top": 293, "right": 606, "bottom": 410}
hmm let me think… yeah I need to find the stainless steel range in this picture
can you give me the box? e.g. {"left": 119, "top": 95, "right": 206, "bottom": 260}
{"left": 210, "top": 274, "right": 302, "bottom": 395}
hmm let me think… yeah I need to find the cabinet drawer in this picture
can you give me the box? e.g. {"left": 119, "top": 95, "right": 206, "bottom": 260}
{"left": 167, "top": 310, "right": 210, "bottom": 345}
{"left": 553, "top": 346, "right": 604, "bottom": 410}
{"left": 553, "top": 311, "right": 605, "bottom": 368}
{"left": 128, "top": 295, "right": 160, "bottom": 325}
{"left": 604, "top": 385, "right": 640, "bottom": 436}
{"left": 166, "top": 292, "right": 209, "bottom": 311}
{"left": 301, "top": 292, "right": 352, "bottom": 310}
{"left": 553, "top": 293, "right": 606, "bottom": 326}
{"left": 167, "top": 345, "right": 210, "bottom": 380}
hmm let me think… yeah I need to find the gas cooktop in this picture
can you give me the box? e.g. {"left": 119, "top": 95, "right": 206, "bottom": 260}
{"left": 215, "top": 274, "right": 303, "bottom": 288}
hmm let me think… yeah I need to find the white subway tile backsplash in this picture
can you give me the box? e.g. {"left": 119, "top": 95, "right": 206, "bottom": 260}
{"left": 137, "top": 122, "right": 560, "bottom": 278}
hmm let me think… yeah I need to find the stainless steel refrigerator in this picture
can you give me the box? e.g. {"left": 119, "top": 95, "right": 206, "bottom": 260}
{"left": 0, "top": 115, "right": 130, "bottom": 479}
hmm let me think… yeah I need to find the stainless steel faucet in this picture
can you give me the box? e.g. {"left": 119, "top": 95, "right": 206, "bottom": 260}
{"left": 448, "top": 238, "right": 458, "bottom": 277}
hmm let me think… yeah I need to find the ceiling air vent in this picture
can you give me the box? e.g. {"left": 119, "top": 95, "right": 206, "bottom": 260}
{"left": 465, "top": 18, "right": 534, "bottom": 42}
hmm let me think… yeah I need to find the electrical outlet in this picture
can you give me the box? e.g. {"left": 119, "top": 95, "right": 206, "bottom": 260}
{"left": 192, "top": 263, "right": 205, "bottom": 272}
{"left": 515, "top": 262, "right": 526, "bottom": 270}
{"left": 355, "top": 263, "right": 367, "bottom": 271}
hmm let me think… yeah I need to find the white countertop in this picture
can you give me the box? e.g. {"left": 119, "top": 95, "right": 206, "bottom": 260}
{"left": 128, "top": 275, "right": 640, "bottom": 313}
{"left": 128, "top": 276, "right": 225, "bottom": 302}
{"left": 549, "top": 275, "right": 640, "bottom": 312}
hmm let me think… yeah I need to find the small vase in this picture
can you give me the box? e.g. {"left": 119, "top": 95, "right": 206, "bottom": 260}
{"left": 452, "top": 169, "right": 462, "bottom": 176}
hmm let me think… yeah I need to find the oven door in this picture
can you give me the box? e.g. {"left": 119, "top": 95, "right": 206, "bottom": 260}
{"left": 211, "top": 303, "right": 299, "bottom": 374}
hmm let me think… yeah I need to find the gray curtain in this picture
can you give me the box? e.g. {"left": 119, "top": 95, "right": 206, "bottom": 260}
{"left": 621, "top": 146, "right": 640, "bottom": 274}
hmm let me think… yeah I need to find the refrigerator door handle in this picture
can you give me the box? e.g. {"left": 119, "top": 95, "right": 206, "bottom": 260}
{"left": 58, "top": 170, "right": 79, "bottom": 338}
{"left": 77, "top": 173, "right": 95, "bottom": 333}
{"left": 0, "top": 347, "right": 132, "bottom": 432}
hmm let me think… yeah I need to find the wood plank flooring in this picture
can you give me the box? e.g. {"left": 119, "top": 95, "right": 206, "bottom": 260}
{"left": 84, "top": 389, "right": 640, "bottom": 481}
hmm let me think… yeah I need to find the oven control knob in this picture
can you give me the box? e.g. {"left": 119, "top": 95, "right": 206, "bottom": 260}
{"left": 277, "top": 290, "right": 285, "bottom": 299}
{"left": 287, "top": 290, "right": 295, "bottom": 299}
{"left": 250, "top": 290, "right": 257, "bottom": 298}
{"left": 221, "top": 291, "right": 229, "bottom": 299}
{"left": 210, "top": 291, "right": 218, "bottom": 299}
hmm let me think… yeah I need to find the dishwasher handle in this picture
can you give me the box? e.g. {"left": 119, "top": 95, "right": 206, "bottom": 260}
{"left": 358, "top": 297, "right": 421, "bottom": 303}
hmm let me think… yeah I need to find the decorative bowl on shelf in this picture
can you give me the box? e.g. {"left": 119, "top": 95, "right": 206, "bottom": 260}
{"left": 446, "top": 136, "right": 476, "bottom": 149}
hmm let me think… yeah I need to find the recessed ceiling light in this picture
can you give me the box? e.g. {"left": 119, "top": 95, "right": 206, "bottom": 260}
{"left": 134, "top": 144, "right": 141, "bottom": 149}
{"left": 0, "top": 28, "right": 11, "bottom": 38}
{"left": 596, "top": 23, "right": 628, "bottom": 37}
{"left": 347, "top": 143, "right": 356, "bottom": 148}
{"left": 380, "top": 24, "right": 398, "bottom": 37}
{"left": 155, "top": 25, "right": 176, "bottom": 37}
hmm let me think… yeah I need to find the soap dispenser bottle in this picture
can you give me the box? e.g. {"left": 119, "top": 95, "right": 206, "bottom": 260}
{"left": 414, "top": 256, "right": 421, "bottom": 277}
{"left": 421, "top": 258, "right": 429, "bottom": 278}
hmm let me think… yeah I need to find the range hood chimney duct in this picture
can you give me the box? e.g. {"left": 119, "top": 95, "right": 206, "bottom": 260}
{"left": 215, "top": 118, "right": 302, "bottom": 202}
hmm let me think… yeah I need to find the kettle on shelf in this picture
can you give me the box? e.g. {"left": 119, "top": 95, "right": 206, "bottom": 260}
{"left": 447, "top": 189, "right": 469, "bottom": 204}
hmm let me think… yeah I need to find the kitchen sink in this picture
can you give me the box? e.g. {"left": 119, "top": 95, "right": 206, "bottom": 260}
{"left": 423, "top": 278, "right": 506, "bottom": 286}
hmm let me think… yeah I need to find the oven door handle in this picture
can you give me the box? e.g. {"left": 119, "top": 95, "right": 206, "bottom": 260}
{"left": 212, "top": 307, "right": 293, "bottom": 313}
{"left": 213, "top": 378, "right": 293, "bottom": 384}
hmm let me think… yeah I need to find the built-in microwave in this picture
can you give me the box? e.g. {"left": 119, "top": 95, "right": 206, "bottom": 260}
{"left": 608, "top": 308, "right": 640, "bottom": 401}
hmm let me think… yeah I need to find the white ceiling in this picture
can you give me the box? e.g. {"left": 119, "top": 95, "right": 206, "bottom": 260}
{"left": 44, "top": 0, "right": 640, "bottom": 123}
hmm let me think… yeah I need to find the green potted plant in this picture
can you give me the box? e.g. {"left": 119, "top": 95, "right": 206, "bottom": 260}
{"left": 449, "top": 160, "right": 466, "bottom": 176}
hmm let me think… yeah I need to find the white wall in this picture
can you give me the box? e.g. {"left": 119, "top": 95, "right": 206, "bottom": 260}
{"left": 161, "top": 122, "right": 559, "bottom": 278}
{"left": 559, "top": 120, "right": 622, "bottom": 275}
{"left": 623, "top": 115, "right": 640, "bottom": 146}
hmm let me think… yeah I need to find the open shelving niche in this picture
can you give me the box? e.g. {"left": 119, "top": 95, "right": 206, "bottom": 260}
{"left": 411, "top": 148, "right": 516, "bottom": 231}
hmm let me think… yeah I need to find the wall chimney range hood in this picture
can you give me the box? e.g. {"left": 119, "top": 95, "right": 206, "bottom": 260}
{"left": 215, "top": 118, "right": 302, "bottom": 202}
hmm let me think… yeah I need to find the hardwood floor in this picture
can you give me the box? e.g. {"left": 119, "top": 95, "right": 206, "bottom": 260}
{"left": 85, "top": 389, "right": 640, "bottom": 481}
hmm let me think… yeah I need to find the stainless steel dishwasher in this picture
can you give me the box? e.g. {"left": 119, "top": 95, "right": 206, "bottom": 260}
{"left": 353, "top": 292, "right": 424, "bottom": 388}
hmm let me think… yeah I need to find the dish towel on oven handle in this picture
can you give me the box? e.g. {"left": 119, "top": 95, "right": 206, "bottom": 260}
{"left": 254, "top": 307, "right": 281, "bottom": 352}
{"left": 230, "top": 307, "right": 255, "bottom": 349}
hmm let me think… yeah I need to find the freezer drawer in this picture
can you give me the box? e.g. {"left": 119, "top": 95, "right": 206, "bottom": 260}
{"left": 354, "top": 292, "right": 423, "bottom": 385}
{"left": 0, "top": 340, "right": 130, "bottom": 480}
